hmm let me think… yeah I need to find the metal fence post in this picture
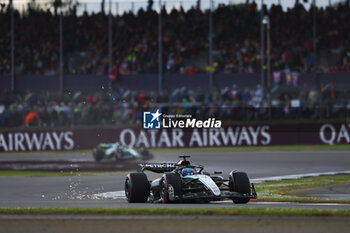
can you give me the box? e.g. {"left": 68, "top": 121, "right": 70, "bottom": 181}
{"left": 108, "top": 0, "right": 112, "bottom": 93}
{"left": 10, "top": 0, "right": 15, "bottom": 91}
{"left": 266, "top": 16, "right": 271, "bottom": 121}
{"left": 209, "top": 0, "right": 213, "bottom": 93}
{"left": 313, "top": 0, "right": 317, "bottom": 72}
{"left": 59, "top": 10, "right": 63, "bottom": 91}
{"left": 158, "top": 0, "right": 163, "bottom": 95}
{"left": 260, "top": 0, "right": 265, "bottom": 102}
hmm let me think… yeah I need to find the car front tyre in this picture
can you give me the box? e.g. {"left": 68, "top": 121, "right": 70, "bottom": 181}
{"left": 161, "top": 173, "right": 182, "bottom": 203}
{"left": 229, "top": 171, "right": 251, "bottom": 204}
{"left": 125, "top": 173, "right": 150, "bottom": 203}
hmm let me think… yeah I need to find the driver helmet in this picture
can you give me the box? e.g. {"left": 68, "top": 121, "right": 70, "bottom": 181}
{"left": 182, "top": 168, "right": 194, "bottom": 176}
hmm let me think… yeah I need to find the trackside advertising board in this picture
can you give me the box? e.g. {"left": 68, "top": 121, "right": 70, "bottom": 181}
{"left": 0, "top": 123, "right": 350, "bottom": 152}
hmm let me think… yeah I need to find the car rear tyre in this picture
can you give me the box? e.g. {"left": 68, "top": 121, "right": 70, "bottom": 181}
{"left": 162, "top": 173, "right": 182, "bottom": 203}
{"left": 92, "top": 147, "right": 104, "bottom": 161}
{"left": 125, "top": 173, "right": 150, "bottom": 203}
{"left": 229, "top": 172, "right": 251, "bottom": 204}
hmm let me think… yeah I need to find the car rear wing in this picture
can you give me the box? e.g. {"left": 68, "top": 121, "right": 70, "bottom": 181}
{"left": 138, "top": 163, "right": 177, "bottom": 173}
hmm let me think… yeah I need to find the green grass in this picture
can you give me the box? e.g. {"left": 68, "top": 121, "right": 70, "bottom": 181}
{"left": 0, "top": 207, "right": 349, "bottom": 217}
{"left": 149, "top": 144, "right": 350, "bottom": 153}
{"left": 0, "top": 150, "right": 91, "bottom": 155}
{"left": 255, "top": 174, "right": 350, "bottom": 204}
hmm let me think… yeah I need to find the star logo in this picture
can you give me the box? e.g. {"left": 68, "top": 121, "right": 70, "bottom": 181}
{"left": 150, "top": 109, "right": 162, "bottom": 122}
{"left": 143, "top": 109, "right": 162, "bottom": 129}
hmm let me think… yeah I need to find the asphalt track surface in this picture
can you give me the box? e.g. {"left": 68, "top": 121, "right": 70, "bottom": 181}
{"left": 1, "top": 150, "right": 350, "bottom": 177}
{"left": 0, "top": 150, "right": 350, "bottom": 209}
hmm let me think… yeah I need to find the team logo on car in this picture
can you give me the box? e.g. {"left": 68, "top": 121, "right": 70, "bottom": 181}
{"left": 143, "top": 109, "right": 162, "bottom": 129}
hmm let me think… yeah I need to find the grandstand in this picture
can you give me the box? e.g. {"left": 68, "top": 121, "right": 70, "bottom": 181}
{"left": 1, "top": 0, "right": 349, "bottom": 76}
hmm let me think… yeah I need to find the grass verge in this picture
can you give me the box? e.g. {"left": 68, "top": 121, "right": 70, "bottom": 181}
{"left": 0, "top": 207, "right": 349, "bottom": 217}
{"left": 0, "top": 171, "right": 126, "bottom": 177}
{"left": 255, "top": 174, "right": 350, "bottom": 204}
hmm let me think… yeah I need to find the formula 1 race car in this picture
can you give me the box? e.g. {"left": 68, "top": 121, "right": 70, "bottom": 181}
{"left": 92, "top": 142, "right": 153, "bottom": 161}
{"left": 125, "top": 156, "right": 257, "bottom": 204}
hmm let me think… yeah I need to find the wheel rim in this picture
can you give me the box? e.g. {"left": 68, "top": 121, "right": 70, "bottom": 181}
{"left": 125, "top": 178, "right": 130, "bottom": 199}
{"left": 161, "top": 179, "right": 168, "bottom": 203}
{"left": 161, "top": 188, "right": 166, "bottom": 203}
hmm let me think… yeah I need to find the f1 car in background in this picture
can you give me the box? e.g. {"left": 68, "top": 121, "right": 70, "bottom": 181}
{"left": 92, "top": 142, "right": 153, "bottom": 161}
{"left": 125, "top": 156, "right": 257, "bottom": 204}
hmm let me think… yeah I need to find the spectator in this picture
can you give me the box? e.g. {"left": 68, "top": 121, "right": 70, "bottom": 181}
{"left": 1, "top": 2, "right": 350, "bottom": 75}
{"left": 25, "top": 109, "right": 38, "bottom": 127}
{"left": 1, "top": 80, "right": 348, "bottom": 129}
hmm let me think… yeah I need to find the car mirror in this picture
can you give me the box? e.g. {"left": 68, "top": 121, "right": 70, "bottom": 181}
{"left": 203, "top": 171, "right": 210, "bottom": 176}
{"left": 214, "top": 170, "right": 222, "bottom": 175}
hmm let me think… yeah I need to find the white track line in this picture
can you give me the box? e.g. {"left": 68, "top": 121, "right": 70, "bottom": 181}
{"left": 93, "top": 170, "right": 350, "bottom": 199}
{"left": 94, "top": 190, "right": 126, "bottom": 199}
{"left": 215, "top": 201, "right": 350, "bottom": 206}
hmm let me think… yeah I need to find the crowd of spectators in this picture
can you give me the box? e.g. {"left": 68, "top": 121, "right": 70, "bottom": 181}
{"left": 1, "top": 1, "right": 350, "bottom": 75}
{"left": 1, "top": 84, "right": 349, "bottom": 128}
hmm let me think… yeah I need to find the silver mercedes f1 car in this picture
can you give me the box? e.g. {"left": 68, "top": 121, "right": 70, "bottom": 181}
{"left": 125, "top": 156, "right": 257, "bottom": 204}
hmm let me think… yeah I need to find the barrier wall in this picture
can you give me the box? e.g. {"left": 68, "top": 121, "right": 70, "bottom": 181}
{"left": 0, "top": 122, "right": 349, "bottom": 152}
{"left": 1, "top": 73, "right": 350, "bottom": 92}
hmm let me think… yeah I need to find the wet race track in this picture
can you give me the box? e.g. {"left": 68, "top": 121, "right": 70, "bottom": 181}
{"left": 0, "top": 150, "right": 350, "bottom": 209}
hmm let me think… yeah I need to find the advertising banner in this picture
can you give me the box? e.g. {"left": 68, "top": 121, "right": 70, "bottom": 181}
{"left": 1, "top": 123, "right": 350, "bottom": 152}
